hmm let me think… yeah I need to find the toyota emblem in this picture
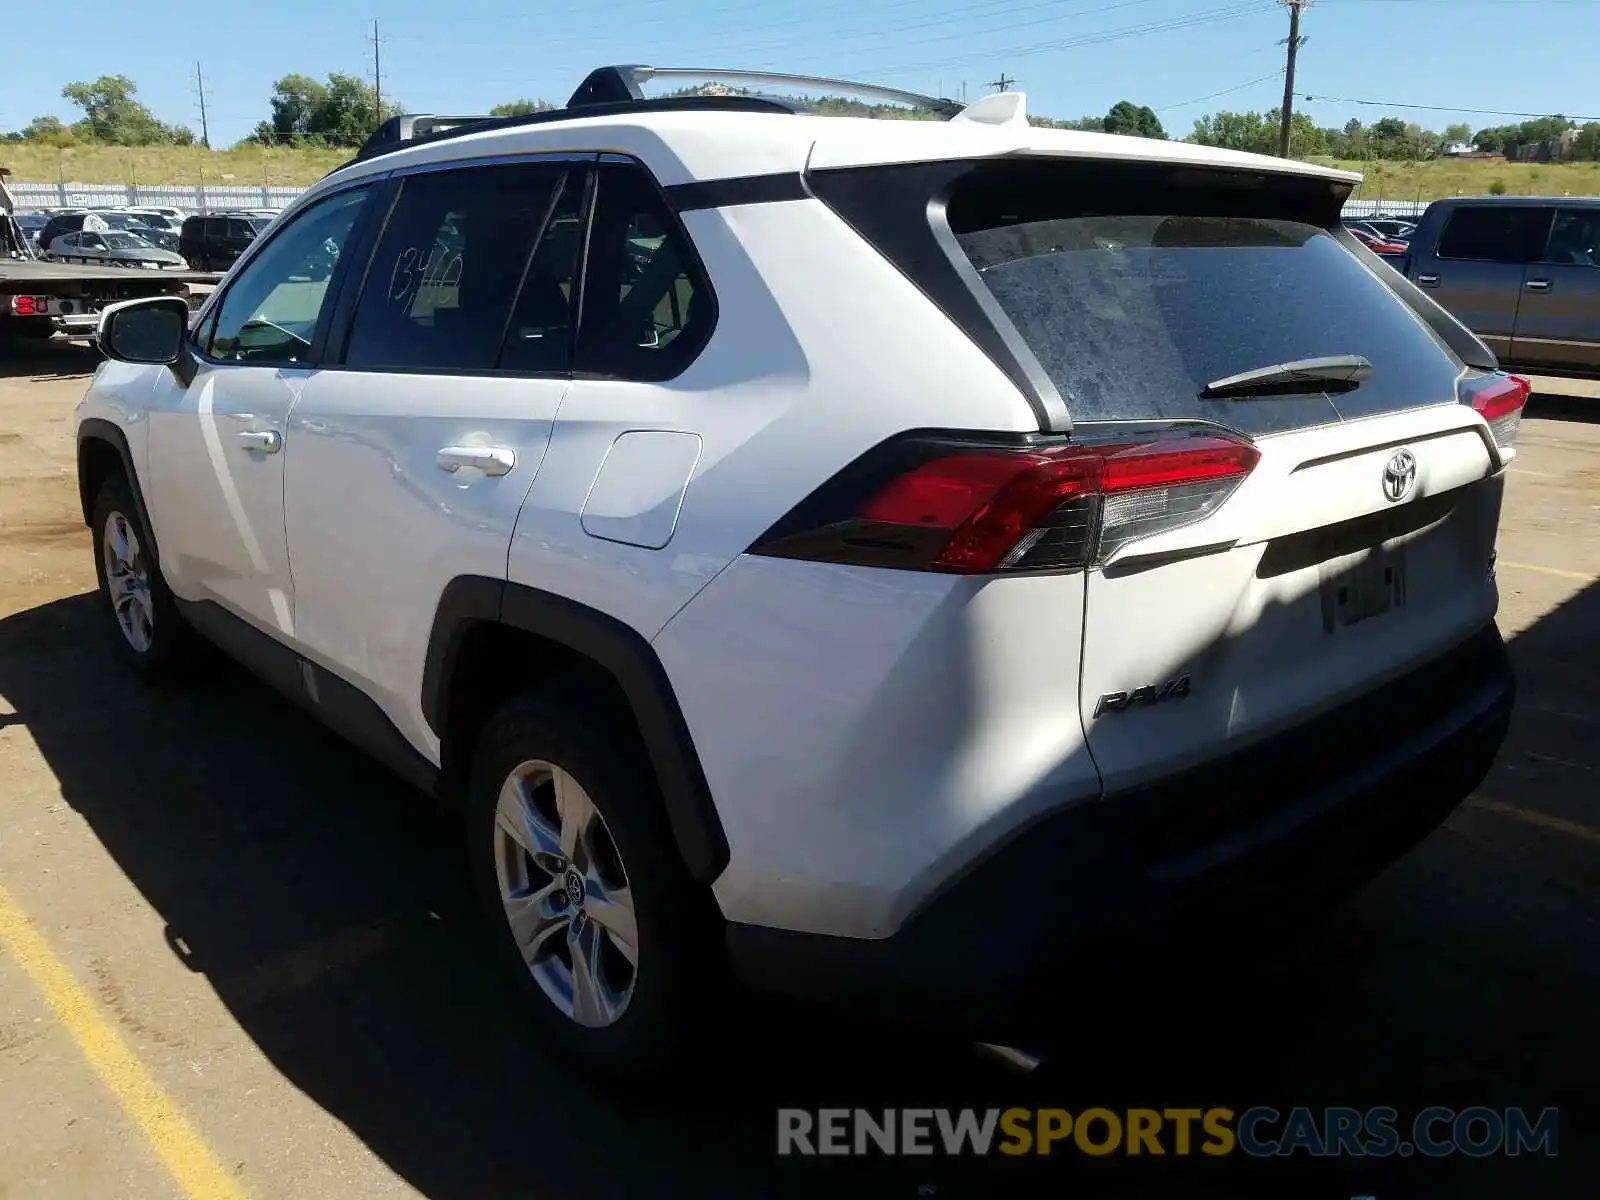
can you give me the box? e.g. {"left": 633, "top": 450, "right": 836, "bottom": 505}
{"left": 1382, "top": 448, "right": 1417, "bottom": 503}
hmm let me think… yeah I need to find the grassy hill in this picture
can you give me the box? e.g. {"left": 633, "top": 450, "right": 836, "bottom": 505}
{"left": 1318, "top": 157, "right": 1600, "bottom": 203}
{"left": 2, "top": 143, "right": 349, "bottom": 188}
{"left": 7, "top": 140, "right": 1600, "bottom": 199}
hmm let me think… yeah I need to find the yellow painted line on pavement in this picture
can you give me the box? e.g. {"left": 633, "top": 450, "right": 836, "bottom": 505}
{"left": 0, "top": 883, "right": 248, "bottom": 1200}
{"left": 1497, "top": 560, "right": 1595, "bottom": 583}
{"left": 1467, "top": 797, "right": 1600, "bottom": 846}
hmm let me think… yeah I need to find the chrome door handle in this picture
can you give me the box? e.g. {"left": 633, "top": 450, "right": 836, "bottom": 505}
{"left": 1524, "top": 278, "right": 1552, "bottom": 292}
{"left": 1416, "top": 273, "right": 1440, "bottom": 287}
{"left": 436, "top": 445, "right": 515, "bottom": 476}
{"left": 237, "top": 429, "right": 282, "bottom": 453}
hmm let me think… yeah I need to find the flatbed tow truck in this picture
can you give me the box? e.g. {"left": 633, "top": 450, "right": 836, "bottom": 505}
{"left": 2, "top": 167, "right": 221, "bottom": 347}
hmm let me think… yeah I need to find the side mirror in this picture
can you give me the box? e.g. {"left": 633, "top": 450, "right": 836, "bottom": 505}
{"left": 98, "top": 296, "right": 194, "bottom": 381}
{"left": 100, "top": 296, "right": 188, "bottom": 363}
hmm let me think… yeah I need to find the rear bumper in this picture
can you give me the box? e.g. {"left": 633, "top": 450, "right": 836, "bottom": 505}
{"left": 726, "top": 624, "right": 1514, "bottom": 1036}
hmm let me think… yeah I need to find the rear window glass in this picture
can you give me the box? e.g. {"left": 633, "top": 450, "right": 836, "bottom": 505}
{"left": 955, "top": 214, "right": 1463, "bottom": 432}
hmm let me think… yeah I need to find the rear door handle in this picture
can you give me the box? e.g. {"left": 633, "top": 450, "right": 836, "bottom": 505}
{"left": 436, "top": 445, "right": 515, "bottom": 476}
{"left": 237, "top": 430, "right": 282, "bottom": 453}
{"left": 1416, "top": 273, "right": 1440, "bottom": 287}
{"left": 1524, "top": 278, "right": 1552, "bottom": 292}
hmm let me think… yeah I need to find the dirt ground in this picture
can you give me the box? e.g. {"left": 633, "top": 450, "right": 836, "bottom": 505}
{"left": 1, "top": 338, "right": 1596, "bottom": 1199}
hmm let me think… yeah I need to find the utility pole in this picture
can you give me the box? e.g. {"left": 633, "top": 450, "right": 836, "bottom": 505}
{"left": 370, "top": 19, "right": 383, "bottom": 131}
{"left": 988, "top": 73, "right": 1017, "bottom": 93}
{"left": 194, "top": 61, "right": 211, "bottom": 149}
{"left": 1278, "top": 0, "right": 1309, "bottom": 157}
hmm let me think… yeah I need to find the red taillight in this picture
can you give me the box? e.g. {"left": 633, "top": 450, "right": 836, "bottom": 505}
{"left": 12, "top": 295, "right": 36, "bottom": 316}
{"left": 751, "top": 432, "right": 1259, "bottom": 574}
{"left": 1462, "top": 372, "right": 1529, "bottom": 450}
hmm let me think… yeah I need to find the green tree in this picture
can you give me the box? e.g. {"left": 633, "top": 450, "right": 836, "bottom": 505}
{"left": 490, "top": 99, "right": 557, "bottom": 117}
{"left": 62, "top": 75, "right": 190, "bottom": 145}
{"left": 253, "top": 72, "right": 402, "bottom": 147}
{"left": 1189, "top": 110, "right": 1276, "bottom": 155}
{"left": 1442, "top": 122, "right": 1473, "bottom": 145}
{"left": 1102, "top": 100, "right": 1165, "bottom": 139}
{"left": 1256, "top": 109, "right": 1326, "bottom": 157}
{"left": 1031, "top": 114, "right": 1108, "bottom": 131}
{"left": 1574, "top": 123, "right": 1600, "bottom": 161}
{"left": 19, "top": 115, "right": 78, "bottom": 147}
{"left": 1474, "top": 125, "right": 1512, "bottom": 153}
{"left": 253, "top": 73, "right": 330, "bottom": 145}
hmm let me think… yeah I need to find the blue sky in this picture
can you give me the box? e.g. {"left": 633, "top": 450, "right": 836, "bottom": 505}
{"left": 3, "top": 0, "right": 1596, "bottom": 146}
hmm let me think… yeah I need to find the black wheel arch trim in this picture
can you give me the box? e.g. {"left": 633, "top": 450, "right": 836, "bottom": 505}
{"left": 77, "top": 419, "right": 161, "bottom": 565}
{"left": 423, "top": 576, "right": 730, "bottom": 883}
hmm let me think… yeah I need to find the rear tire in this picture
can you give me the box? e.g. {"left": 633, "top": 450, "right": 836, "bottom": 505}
{"left": 89, "top": 474, "right": 204, "bottom": 683}
{"left": 466, "top": 683, "right": 723, "bottom": 1082}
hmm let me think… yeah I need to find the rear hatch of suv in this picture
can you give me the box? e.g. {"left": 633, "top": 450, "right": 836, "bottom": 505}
{"left": 813, "top": 153, "right": 1515, "bottom": 798}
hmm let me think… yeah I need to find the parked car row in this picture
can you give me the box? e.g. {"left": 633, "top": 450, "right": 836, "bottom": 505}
{"left": 15, "top": 204, "right": 276, "bottom": 271}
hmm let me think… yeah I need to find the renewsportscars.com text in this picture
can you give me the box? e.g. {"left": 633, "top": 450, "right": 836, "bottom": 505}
{"left": 777, "top": 1106, "right": 1559, "bottom": 1158}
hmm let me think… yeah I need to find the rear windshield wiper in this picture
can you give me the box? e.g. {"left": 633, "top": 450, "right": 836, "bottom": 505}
{"left": 1201, "top": 354, "right": 1372, "bottom": 399}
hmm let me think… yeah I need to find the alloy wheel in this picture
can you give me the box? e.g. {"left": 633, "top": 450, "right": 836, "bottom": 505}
{"left": 493, "top": 759, "right": 639, "bottom": 1027}
{"left": 102, "top": 510, "right": 155, "bottom": 653}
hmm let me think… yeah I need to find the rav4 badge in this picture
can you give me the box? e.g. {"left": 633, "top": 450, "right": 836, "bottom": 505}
{"left": 1094, "top": 675, "right": 1192, "bottom": 717}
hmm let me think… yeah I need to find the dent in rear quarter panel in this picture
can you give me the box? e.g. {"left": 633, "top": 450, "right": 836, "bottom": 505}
{"left": 653, "top": 555, "right": 1101, "bottom": 939}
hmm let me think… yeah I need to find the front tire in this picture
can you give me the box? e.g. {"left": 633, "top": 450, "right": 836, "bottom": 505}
{"left": 90, "top": 475, "right": 203, "bottom": 682}
{"left": 467, "top": 684, "right": 721, "bottom": 1081}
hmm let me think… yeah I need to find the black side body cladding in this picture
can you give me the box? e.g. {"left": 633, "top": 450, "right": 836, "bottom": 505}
{"left": 76, "top": 420, "right": 159, "bottom": 561}
{"left": 423, "top": 577, "right": 730, "bottom": 883}
{"left": 175, "top": 599, "right": 442, "bottom": 799}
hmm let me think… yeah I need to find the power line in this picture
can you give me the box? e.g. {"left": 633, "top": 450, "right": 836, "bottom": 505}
{"left": 454, "top": 1, "right": 1272, "bottom": 88}
{"left": 193, "top": 61, "right": 211, "bottom": 149}
{"left": 989, "top": 73, "right": 1018, "bottom": 92}
{"left": 853, "top": 2, "right": 1275, "bottom": 77}
{"left": 1155, "top": 68, "right": 1283, "bottom": 112}
{"left": 1297, "top": 92, "right": 1600, "bottom": 123}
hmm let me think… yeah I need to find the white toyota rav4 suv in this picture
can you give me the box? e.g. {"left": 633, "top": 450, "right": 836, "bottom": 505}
{"left": 78, "top": 67, "right": 1519, "bottom": 1076}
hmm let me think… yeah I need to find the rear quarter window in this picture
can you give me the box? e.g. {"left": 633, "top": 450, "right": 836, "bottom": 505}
{"left": 956, "top": 214, "right": 1464, "bottom": 432}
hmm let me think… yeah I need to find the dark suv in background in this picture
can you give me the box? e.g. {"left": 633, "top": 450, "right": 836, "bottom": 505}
{"left": 178, "top": 213, "right": 270, "bottom": 271}
{"left": 1402, "top": 196, "right": 1600, "bottom": 375}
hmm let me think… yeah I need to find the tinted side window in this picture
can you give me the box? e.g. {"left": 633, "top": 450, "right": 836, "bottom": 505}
{"left": 576, "top": 163, "right": 714, "bottom": 381}
{"left": 205, "top": 187, "right": 368, "bottom": 364}
{"left": 345, "top": 163, "right": 565, "bottom": 372}
{"left": 1539, "top": 209, "right": 1600, "bottom": 267}
{"left": 227, "top": 219, "right": 254, "bottom": 239}
{"left": 497, "top": 170, "right": 587, "bottom": 374}
{"left": 1436, "top": 206, "right": 1545, "bottom": 262}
